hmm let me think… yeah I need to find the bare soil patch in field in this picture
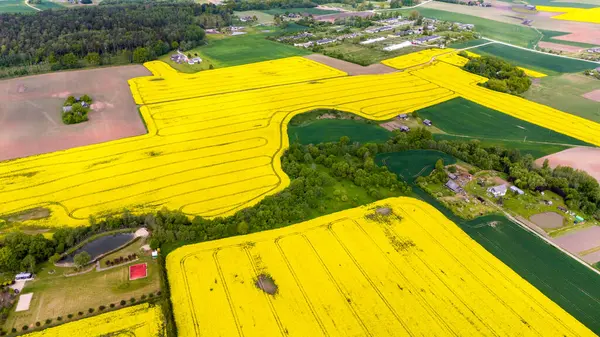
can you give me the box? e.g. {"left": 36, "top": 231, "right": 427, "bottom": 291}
{"left": 538, "top": 41, "right": 584, "bottom": 53}
{"left": 536, "top": 147, "right": 600, "bottom": 182}
{"left": 554, "top": 225, "right": 600, "bottom": 254}
{"left": 304, "top": 54, "right": 396, "bottom": 75}
{"left": 530, "top": 212, "right": 564, "bottom": 229}
{"left": 581, "top": 249, "right": 600, "bottom": 264}
{"left": 583, "top": 89, "right": 600, "bottom": 102}
{"left": 0, "top": 65, "right": 151, "bottom": 162}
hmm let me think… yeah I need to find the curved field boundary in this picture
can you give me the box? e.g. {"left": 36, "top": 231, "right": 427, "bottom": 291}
{"left": 0, "top": 55, "right": 598, "bottom": 227}
{"left": 166, "top": 197, "right": 595, "bottom": 337}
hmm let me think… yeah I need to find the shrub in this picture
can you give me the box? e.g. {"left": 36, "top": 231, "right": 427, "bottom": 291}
{"left": 156, "top": 291, "right": 162, "bottom": 296}
{"left": 105, "top": 261, "right": 111, "bottom": 267}
{"left": 35, "top": 321, "right": 41, "bottom": 327}
{"left": 57, "top": 316, "right": 62, "bottom": 321}
{"left": 11, "top": 328, "right": 16, "bottom": 333}
{"left": 0, "top": 330, "right": 6, "bottom": 336}
{"left": 67, "top": 314, "right": 73, "bottom": 319}
{"left": 45, "top": 319, "right": 52, "bottom": 325}
{"left": 130, "top": 297, "right": 136, "bottom": 303}
{"left": 148, "top": 293, "right": 154, "bottom": 298}
{"left": 120, "top": 300, "right": 126, "bottom": 306}
{"left": 110, "top": 303, "right": 115, "bottom": 308}
{"left": 99, "top": 305, "right": 106, "bottom": 311}
{"left": 141, "top": 294, "right": 147, "bottom": 300}
{"left": 78, "top": 311, "right": 84, "bottom": 316}
{"left": 22, "top": 325, "right": 28, "bottom": 331}
{"left": 88, "top": 308, "right": 94, "bottom": 313}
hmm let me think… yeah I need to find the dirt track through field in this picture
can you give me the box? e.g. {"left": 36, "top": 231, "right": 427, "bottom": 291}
{"left": 536, "top": 147, "right": 600, "bottom": 182}
{"left": 304, "top": 54, "right": 397, "bottom": 75}
{"left": 0, "top": 65, "right": 151, "bottom": 162}
{"left": 583, "top": 89, "right": 600, "bottom": 102}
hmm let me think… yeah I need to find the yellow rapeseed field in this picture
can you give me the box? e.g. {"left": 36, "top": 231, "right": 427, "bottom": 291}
{"left": 0, "top": 54, "right": 598, "bottom": 227}
{"left": 166, "top": 197, "right": 595, "bottom": 337}
{"left": 22, "top": 304, "right": 163, "bottom": 337}
{"left": 536, "top": 6, "right": 600, "bottom": 24}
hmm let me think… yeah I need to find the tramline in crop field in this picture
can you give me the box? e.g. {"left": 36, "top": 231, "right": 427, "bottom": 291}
{"left": 167, "top": 197, "right": 595, "bottom": 337}
{"left": 0, "top": 54, "right": 599, "bottom": 228}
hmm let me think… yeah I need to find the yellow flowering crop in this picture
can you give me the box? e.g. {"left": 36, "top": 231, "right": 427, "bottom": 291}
{"left": 382, "top": 48, "right": 454, "bottom": 69}
{"left": 167, "top": 197, "right": 594, "bottom": 337}
{"left": 22, "top": 304, "right": 163, "bottom": 337}
{"left": 536, "top": 6, "right": 600, "bottom": 24}
{"left": 0, "top": 54, "right": 596, "bottom": 227}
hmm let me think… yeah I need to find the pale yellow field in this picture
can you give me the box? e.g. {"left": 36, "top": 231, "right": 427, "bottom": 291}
{"left": 537, "top": 6, "right": 600, "bottom": 24}
{"left": 22, "top": 303, "right": 163, "bottom": 337}
{"left": 0, "top": 54, "right": 598, "bottom": 227}
{"left": 166, "top": 197, "right": 595, "bottom": 337}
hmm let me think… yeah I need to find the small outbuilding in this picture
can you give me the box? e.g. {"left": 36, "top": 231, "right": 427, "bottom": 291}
{"left": 445, "top": 180, "right": 463, "bottom": 194}
{"left": 448, "top": 173, "right": 457, "bottom": 180}
{"left": 399, "top": 125, "right": 410, "bottom": 132}
{"left": 62, "top": 106, "right": 73, "bottom": 113}
{"left": 510, "top": 185, "right": 524, "bottom": 195}
{"left": 397, "top": 114, "right": 408, "bottom": 120}
{"left": 423, "top": 119, "right": 432, "bottom": 126}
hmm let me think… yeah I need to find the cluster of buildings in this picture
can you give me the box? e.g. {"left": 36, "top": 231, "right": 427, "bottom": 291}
{"left": 587, "top": 47, "right": 600, "bottom": 53}
{"left": 170, "top": 53, "right": 202, "bottom": 65}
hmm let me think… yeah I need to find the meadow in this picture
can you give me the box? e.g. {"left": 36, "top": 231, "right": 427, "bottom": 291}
{"left": 1, "top": 53, "right": 599, "bottom": 229}
{"left": 21, "top": 303, "right": 163, "bottom": 337}
{"left": 378, "top": 150, "right": 600, "bottom": 333}
{"left": 0, "top": 0, "right": 34, "bottom": 12}
{"left": 468, "top": 43, "right": 599, "bottom": 74}
{"left": 416, "top": 97, "right": 590, "bottom": 147}
{"left": 288, "top": 118, "right": 391, "bottom": 144}
{"left": 167, "top": 197, "right": 595, "bottom": 337}
{"left": 261, "top": 7, "right": 338, "bottom": 15}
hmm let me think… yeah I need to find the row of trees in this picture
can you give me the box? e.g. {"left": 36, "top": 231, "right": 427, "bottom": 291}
{"left": 461, "top": 53, "right": 532, "bottom": 95}
{"left": 0, "top": 3, "right": 232, "bottom": 69}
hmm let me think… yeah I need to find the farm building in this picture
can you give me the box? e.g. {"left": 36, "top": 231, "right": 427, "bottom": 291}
{"left": 445, "top": 180, "right": 463, "bottom": 194}
{"left": 525, "top": 4, "right": 536, "bottom": 10}
{"left": 170, "top": 54, "right": 187, "bottom": 64}
{"left": 399, "top": 125, "right": 410, "bottom": 132}
{"left": 361, "top": 37, "right": 387, "bottom": 45}
{"left": 365, "top": 26, "right": 394, "bottom": 34}
{"left": 397, "top": 114, "right": 408, "bottom": 120}
{"left": 392, "top": 30, "right": 413, "bottom": 37}
{"left": 488, "top": 184, "right": 507, "bottom": 198}
{"left": 316, "top": 38, "right": 336, "bottom": 46}
{"left": 448, "top": 173, "right": 457, "bottom": 180}
{"left": 383, "top": 41, "right": 413, "bottom": 51}
{"left": 510, "top": 186, "right": 524, "bottom": 195}
{"left": 413, "top": 35, "right": 442, "bottom": 45}
{"left": 62, "top": 106, "right": 72, "bottom": 113}
{"left": 423, "top": 119, "right": 432, "bottom": 126}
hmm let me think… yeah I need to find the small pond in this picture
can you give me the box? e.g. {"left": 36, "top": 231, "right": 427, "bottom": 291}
{"left": 60, "top": 233, "right": 135, "bottom": 263}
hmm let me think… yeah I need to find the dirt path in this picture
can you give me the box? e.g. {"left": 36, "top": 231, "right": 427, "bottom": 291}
{"left": 25, "top": 0, "right": 41, "bottom": 11}
{"left": 304, "top": 54, "right": 397, "bottom": 75}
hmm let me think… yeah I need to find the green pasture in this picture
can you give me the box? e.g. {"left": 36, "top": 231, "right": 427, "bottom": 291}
{"left": 415, "top": 97, "right": 590, "bottom": 147}
{"left": 261, "top": 7, "right": 338, "bottom": 15}
{"left": 449, "top": 38, "right": 489, "bottom": 49}
{"left": 470, "top": 43, "right": 599, "bottom": 74}
{"left": 539, "top": 30, "right": 598, "bottom": 49}
{"left": 403, "top": 8, "right": 541, "bottom": 47}
{"left": 234, "top": 10, "right": 274, "bottom": 24}
{"left": 31, "top": 0, "right": 63, "bottom": 9}
{"left": 376, "top": 150, "right": 600, "bottom": 335}
{"left": 0, "top": 0, "right": 34, "bottom": 12}
{"left": 517, "top": 0, "right": 597, "bottom": 9}
{"left": 524, "top": 73, "right": 600, "bottom": 123}
{"left": 288, "top": 119, "right": 392, "bottom": 145}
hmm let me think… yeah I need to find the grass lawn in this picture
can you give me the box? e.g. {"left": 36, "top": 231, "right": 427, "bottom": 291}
{"left": 416, "top": 97, "right": 591, "bottom": 147}
{"left": 321, "top": 41, "right": 424, "bottom": 65}
{"left": 98, "top": 237, "right": 145, "bottom": 268}
{"left": 234, "top": 10, "right": 274, "bottom": 24}
{"left": 523, "top": 73, "right": 600, "bottom": 124}
{"left": 0, "top": 0, "right": 34, "bottom": 12}
{"left": 31, "top": 0, "right": 63, "bottom": 10}
{"left": 159, "top": 32, "right": 310, "bottom": 72}
{"left": 261, "top": 7, "right": 338, "bottom": 15}
{"left": 5, "top": 252, "right": 158, "bottom": 330}
{"left": 469, "top": 43, "right": 599, "bottom": 75}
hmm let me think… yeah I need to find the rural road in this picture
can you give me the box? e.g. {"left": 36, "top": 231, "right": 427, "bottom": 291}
{"left": 25, "top": 0, "right": 41, "bottom": 11}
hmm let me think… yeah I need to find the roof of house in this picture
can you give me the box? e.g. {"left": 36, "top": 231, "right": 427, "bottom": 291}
{"left": 445, "top": 180, "right": 462, "bottom": 193}
{"left": 489, "top": 184, "right": 507, "bottom": 194}
{"left": 62, "top": 106, "right": 72, "bottom": 112}
{"left": 509, "top": 185, "right": 524, "bottom": 193}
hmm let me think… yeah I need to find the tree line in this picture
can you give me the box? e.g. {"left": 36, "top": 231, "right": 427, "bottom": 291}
{"left": 460, "top": 53, "right": 532, "bottom": 95}
{"left": 0, "top": 3, "right": 232, "bottom": 69}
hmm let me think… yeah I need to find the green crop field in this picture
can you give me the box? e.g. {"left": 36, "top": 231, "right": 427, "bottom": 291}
{"left": 32, "top": 0, "right": 63, "bottom": 9}
{"left": 470, "top": 43, "right": 599, "bottom": 74}
{"left": 416, "top": 97, "right": 591, "bottom": 147}
{"left": 234, "top": 10, "right": 273, "bottom": 24}
{"left": 432, "top": 134, "right": 569, "bottom": 158}
{"left": 288, "top": 119, "right": 392, "bottom": 145}
{"left": 517, "top": 0, "right": 597, "bottom": 8}
{"left": 0, "top": 0, "right": 34, "bottom": 12}
{"left": 448, "top": 38, "right": 489, "bottom": 49}
{"left": 261, "top": 7, "right": 338, "bottom": 15}
{"left": 377, "top": 150, "right": 600, "bottom": 335}
{"left": 402, "top": 8, "right": 541, "bottom": 47}
{"left": 524, "top": 73, "right": 600, "bottom": 124}
{"left": 539, "top": 30, "right": 598, "bottom": 49}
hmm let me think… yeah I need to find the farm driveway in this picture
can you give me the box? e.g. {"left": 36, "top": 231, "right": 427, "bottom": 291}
{"left": 0, "top": 65, "right": 151, "bottom": 162}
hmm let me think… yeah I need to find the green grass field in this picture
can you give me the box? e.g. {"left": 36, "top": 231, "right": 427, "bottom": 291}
{"left": 470, "top": 43, "right": 599, "bottom": 74}
{"left": 376, "top": 149, "right": 600, "bottom": 335}
{"left": 288, "top": 119, "right": 392, "bottom": 145}
{"left": 261, "top": 7, "right": 338, "bottom": 15}
{"left": 31, "top": 0, "right": 63, "bottom": 10}
{"left": 539, "top": 30, "right": 599, "bottom": 49}
{"left": 416, "top": 97, "right": 590, "bottom": 147}
{"left": 0, "top": 0, "right": 34, "bottom": 12}
{"left": 234, "top": 10, "right": 274, "bottom": 24}
{"left": 403, "top": 8, "right": 541, "bottom": 47}
{"left": 433, "top": 134, "right": 569, "bottom": 158}
{"left": 158, "top": 32, "right": 310, "bottom": 72}
{"left": 524, "top": 73, "right": 600, "bottom": 123}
